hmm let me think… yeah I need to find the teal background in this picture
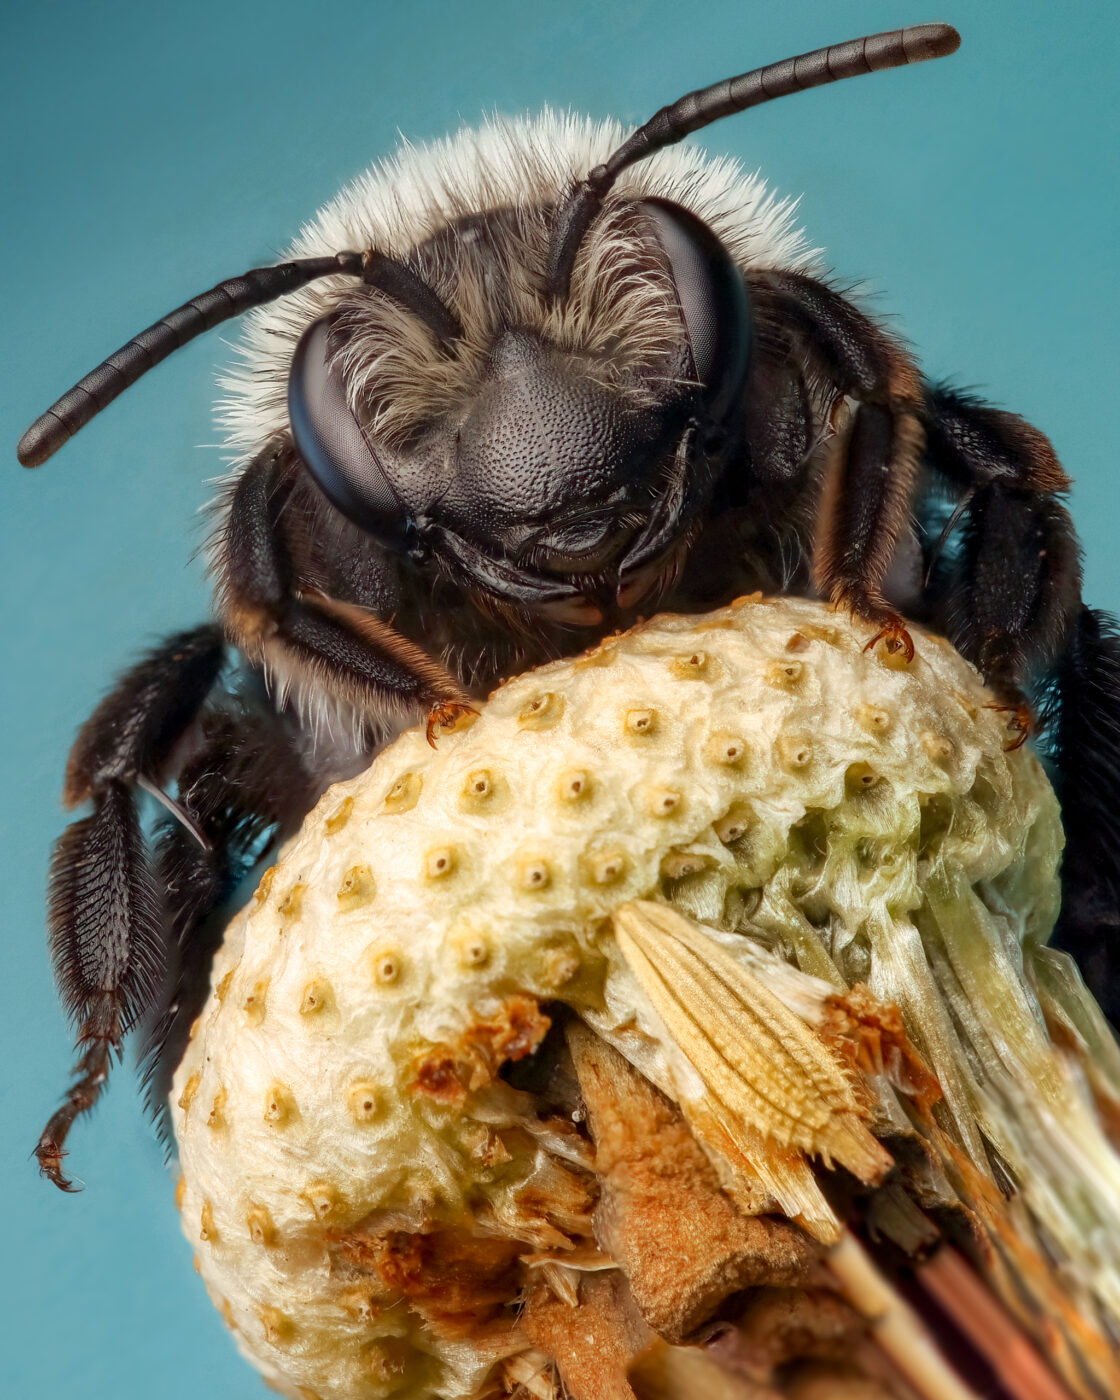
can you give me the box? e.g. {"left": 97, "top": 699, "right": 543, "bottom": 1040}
{"left": 2, "top": 1, "right": 1117, "bottom": 1395}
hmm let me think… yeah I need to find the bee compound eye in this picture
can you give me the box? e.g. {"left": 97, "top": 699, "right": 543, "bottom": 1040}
{"left": 638, "top": 198, "right": 752, "bottom": 423}
{"left": 288, "top": 315, "right": 409, "bottom": 542}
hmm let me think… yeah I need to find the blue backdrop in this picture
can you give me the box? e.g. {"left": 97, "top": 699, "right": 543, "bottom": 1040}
{"left": 2, "top": 1, "right": 1117, "bottom": 1395}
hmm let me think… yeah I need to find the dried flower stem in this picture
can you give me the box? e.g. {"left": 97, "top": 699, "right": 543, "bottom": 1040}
{"left": 828, "top": 1233, "right": 981, "bottom": 1400}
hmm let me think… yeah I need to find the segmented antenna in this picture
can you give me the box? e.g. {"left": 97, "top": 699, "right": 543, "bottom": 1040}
{"left": 19, "top": 23, "right": 959, "bottom": 466}
{"left": 362, "top": 252, "right": 463, "bottom": 348}
{"left": 547, "top": 22, "right": 961, "bottom": 300}
{"left": 17, "top": 253, "right": 365, "bottom": 467}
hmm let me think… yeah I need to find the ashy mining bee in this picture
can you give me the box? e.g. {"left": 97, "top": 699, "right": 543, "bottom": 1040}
{"left": 19, "top": 21, "right": 1120, "bottom": 1189}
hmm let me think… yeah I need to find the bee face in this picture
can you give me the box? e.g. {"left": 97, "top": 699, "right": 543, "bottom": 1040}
{"left": 281, "top": 137, "right": 759, "bottom": 619}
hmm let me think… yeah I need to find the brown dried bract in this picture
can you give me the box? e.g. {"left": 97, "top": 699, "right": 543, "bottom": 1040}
{"left": 409, "top": 995, "right": 551, "bottom": 1101}
{"left": 823, "top": 984, "right": 942, "bottom": 1113}
{"left": 612, "top": 902, "right": 892, "bottom": 1197}
{"left": 335, "top": 1226, "right": 523, "bottom": 1339}
{"left": 568, "top": 1023, "right": 818, "bottom": 1343}
{"left": 522, "top": 1270, "right": 651, "bottom": 1400}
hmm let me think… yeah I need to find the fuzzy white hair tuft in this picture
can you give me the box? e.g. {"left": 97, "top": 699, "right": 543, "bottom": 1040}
{"left": 217, "top": 111, "right": 821, "bottom": 464}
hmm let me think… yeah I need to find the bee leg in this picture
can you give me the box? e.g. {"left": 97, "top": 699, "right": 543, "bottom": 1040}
{"left": 38, "top": 626, "right": 226, "bottom": 1189}
{"left": 62, "top": 625, "right": 226, "bottom": 807}
{"left": 739, "top": 334, "right": 814, "bottom": 486}
{"left": 748, "top": 271, "right": 924, "bottom": 651}
{"left": 921, "top": 384, "right": 1120, "bottom": 1020}
{"left": 218, "top": 449, "right": 468, "bottom": 737}
{"left": 920, "top": 384, "right": 1083, "bottom": 728}
{"left": 140, "top": 695, "right": 316, "bottom": 1142}
{"left": 38, "top": 785, "right": 160, "bottom": 1189}
{"left": 954, "top": 493, "right": 1120, "bottom": 1015}
{"left": 921, "top": 382, "right": 1081, "bottom": 674}
{"left": 1048, "top": 607, "right": 1120, "bottom": 1022}
{"left": 816, "top": 399, "right": 923, "bottom": 659}
{"left": 951, "top": 483, "right": 1081, "bottom": 726}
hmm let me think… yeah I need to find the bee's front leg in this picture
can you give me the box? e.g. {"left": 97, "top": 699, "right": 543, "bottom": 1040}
{"left": 749, "top": 271, "right": 925, "bottom": 658}
{"left": 38, "top": 626, "right": 225, "bottom": 1189}
{"left": 217, "top": 447, "right": 469, "bottom": 740}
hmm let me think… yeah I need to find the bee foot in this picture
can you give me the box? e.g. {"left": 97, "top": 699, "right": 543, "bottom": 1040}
{"left": 985, "top": 701, "right": 1032, "bottom": 751}
{"left": 862, "top": 617, "right": 916, "bottom": 664}
{"left": 34, "top": 1134, "right": 78, "bottom": 1193}
{"left": 426, "top": 700, "right": 479, "bottom": 748}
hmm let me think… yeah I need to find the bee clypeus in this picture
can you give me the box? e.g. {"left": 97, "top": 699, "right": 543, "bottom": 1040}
{"left": 19, "top": 21, "right": 1120, "bottom": 1190}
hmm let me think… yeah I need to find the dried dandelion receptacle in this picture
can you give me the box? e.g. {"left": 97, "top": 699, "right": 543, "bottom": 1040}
{"left": 173, "top": 595, "right": 1120, "bottom": 1400}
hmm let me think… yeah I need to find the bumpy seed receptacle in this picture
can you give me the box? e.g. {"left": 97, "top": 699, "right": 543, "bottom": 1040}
{"left": 173, "top": 595, "right": 1120, "bottom": 1400}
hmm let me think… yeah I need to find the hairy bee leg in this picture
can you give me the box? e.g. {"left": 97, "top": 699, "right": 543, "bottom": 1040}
{"left": 37, "top": 995, "right": 122, "bottom": 1192}
{"left": 922, "top": 383, "right": 1072, "bottom": 498}
{"left": 218, "top": 450, "right": 468, "bottom": 728}
{"left": 816, "top": 400, "right": 923, "bottom": 656}
{"left": 63, "top": 625, "right": 226, "bottom": 806}
{"left": 140, "top": 699, "right": 316, "bottom": 1139}
{"left": 38, "top": 626, "right": 227, "bottom": 1189}
{"left": 748, "top": 271, "right": 924, "bottom": 641}
{"left": 952, "top": 483, "right": 1082, "bottom": 694}
{"left": 38, "top": 783, "right": 163, "bottom": 1189}
{"left": 1049, "top": 607, "right": 1120, "bottom": 1023}
{"left": 920, "top": 386, "right": 1120, "bottom": 1016}
{"left": 920, "top": 386, "right": 1082, "bottom": 711}
{"left": 739, "top": 336, "right": 814, "bottom": 485}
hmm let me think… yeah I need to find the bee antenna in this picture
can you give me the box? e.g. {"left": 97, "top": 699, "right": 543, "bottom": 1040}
{"left": 17, "top": 252, "right": 366, "bottom": 467}
{"left": 547, "top": 21, "right": 960, "bottom": 301}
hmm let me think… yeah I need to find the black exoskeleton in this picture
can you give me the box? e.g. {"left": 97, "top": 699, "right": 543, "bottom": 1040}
{"left": 19, "top": 21, "right": 1120, "bottom": 1189}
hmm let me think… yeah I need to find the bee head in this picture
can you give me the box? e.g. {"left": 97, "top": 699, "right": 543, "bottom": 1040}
{"left": 19, "top": 21, "right": 958, "bottom": 628}
{"left": 286, "top": 196, "right": 752, "bottom": 621}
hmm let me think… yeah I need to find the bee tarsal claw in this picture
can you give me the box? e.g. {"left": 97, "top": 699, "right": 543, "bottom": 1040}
{"left": 862, "top": 619, "right": 916, "bottom": 665}
{"left": 426, "top": 701, "right": 480, "bottom": 748}
{"left": 34, "top": 1138, "right": 77, "bottom": 1193}
{"left": 985, "top": 702, "right": 1032, "bottom": 752}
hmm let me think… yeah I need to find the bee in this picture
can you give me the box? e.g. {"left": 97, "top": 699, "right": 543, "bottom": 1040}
{"left": 19, "top": 21, "right": 1120, "bottom": 1190}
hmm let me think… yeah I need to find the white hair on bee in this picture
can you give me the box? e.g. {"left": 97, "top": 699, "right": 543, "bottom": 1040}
{"left": 330, "top": 195, "right": 684, "bottom": 450}
{"left": 217, "top": 110, "right": 821, "bottom": 462}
